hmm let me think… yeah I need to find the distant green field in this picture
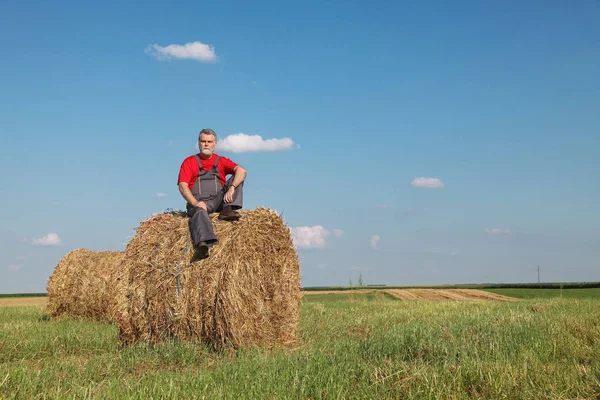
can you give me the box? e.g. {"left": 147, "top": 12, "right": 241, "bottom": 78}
{"left": 0, "top": 293, "right": 47, "bottom": 298}
{"left": 1, "top": 290, "right": 599, "bottom": 399}
{"left": 303, "top": 282, "right": 600, "bottom": 291}
{"left": 484, "top": 288, "right": 600, "bottom": 299}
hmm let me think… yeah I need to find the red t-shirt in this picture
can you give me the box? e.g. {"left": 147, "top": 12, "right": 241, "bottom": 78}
{"left": 178, "top": 153, "right": 238, "bottom": 188}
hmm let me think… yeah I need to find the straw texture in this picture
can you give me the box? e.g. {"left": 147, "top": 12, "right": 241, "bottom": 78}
{"left": 47, "top": 249, "right": 126, "bottom": 321}
{"left": 118, "top": 207, "right": 301, "bottom": 349}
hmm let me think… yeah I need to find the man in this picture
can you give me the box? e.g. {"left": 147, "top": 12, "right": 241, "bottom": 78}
{"left": 178, "top": 128, "right": 247, "bottom": 259}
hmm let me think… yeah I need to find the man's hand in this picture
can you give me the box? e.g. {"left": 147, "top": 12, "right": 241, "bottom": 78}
{"left": 195, "top": 201, "right": 208, "bottom": 211}
{"left": 224, "top": 186, "right": 235, "bottom": 203}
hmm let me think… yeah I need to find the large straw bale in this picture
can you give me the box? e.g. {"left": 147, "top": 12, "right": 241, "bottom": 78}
{"left": 47, "top": 249, "right": 126, "bottom": 321}
{"left": 118, "top": 207, "right": 301, "bottom": 349}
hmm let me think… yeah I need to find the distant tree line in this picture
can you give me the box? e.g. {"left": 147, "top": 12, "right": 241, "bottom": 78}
{"left": 303, "top": 282, "right": 600, "bottom": 291}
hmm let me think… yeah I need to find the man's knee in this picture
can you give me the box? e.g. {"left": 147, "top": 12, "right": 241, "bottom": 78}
{"left": 188, "top": 206, "right": 208, "bottom": 218}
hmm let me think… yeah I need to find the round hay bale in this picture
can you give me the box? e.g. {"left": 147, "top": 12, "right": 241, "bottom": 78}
{"left": 117, "top": 207, "right": 301, "bottom": 349}
{"left": 47, "top": 249, "right": 126, "bottom": 321}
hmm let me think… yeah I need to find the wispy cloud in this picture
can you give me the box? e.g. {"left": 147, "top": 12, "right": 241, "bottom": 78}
{"left": 370, "top": 235, "right": 381, "bottom": 249}
{"left": 32, "top": 233, "right": 61, "bottom": 246}
{"left": 376, "top": 204, "right": 388, "bottom": 209}
{"left": 485, "top": 228, "right": 512, "bottom": 235}
{"left": 331, "top": 229, "right": 344, "bottom": 237}
{"left": 156, "top": 193, "right": 167, "bottom": 197}
{"left": 145, "top": 41, "right": 217, "bottom": 63}
{"left": 8, "top": 264, "right": 21, "bottom": 271}
{"left": 217, "top": 133, "right": 298, "bottom": 153}
{"left": 317, "top": 263, "right": 327, "bottom": 269}
{"left": 291, "top": 226, "right": 343, "bottom": 249}
{"left": 411, "top": 177, "right": 445, "bottom": 189}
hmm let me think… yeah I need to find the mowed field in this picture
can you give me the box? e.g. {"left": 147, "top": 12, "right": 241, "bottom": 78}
{"left": 302, "top": 288, "right": 517, "bottom": 301}
{"left": 0, "top": 297, "right": 47, "bottom": 307}
{"left": 1, "top": 289, "right": 599, "bottom": 399}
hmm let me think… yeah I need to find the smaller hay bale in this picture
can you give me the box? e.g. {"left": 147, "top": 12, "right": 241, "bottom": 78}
{"left": 47, "top": 249, "right": 126, "bottom": 321}
{"left": 118, "top": 207, "right": 301, "bottom": 349}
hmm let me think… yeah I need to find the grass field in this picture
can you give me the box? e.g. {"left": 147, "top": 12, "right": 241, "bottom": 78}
{"left": 1, "top": 290, "right": 599, "bottom": 399}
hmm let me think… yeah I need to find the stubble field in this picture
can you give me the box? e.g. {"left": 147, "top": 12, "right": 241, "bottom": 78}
{"left": 1, "top": 289, "right": 599, "bottom": 399}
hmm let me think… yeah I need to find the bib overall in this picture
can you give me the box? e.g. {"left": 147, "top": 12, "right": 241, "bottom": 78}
{"left": 186, "top": 155, "right": 243, "bottom": 246}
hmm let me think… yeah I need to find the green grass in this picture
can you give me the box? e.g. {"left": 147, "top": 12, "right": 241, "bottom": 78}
{"left": 1, "top": 292, "right": 599, "bottom": 399}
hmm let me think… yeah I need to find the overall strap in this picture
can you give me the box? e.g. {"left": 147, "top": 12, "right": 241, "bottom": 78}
{"left": 194, "top": 155, "right": 204, "bottom": 171}
{"left": 211, "top": 156, "right": 221, "bottom": 171}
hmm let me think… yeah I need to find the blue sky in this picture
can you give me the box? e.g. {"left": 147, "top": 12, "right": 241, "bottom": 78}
{"left": 1, "top": 0, "right": 599, "bottom": 293}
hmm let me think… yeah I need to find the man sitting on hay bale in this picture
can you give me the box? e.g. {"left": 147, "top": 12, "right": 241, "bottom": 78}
{"left": 177, "top": 128, "right": 247, "bottom": 259}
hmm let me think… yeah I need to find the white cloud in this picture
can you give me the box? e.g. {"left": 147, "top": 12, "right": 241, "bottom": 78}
{"left": 376, "top": 204, "right": 388, "bottom": 209}
{"left": 8, "top": 264, "right": 21, "bottom": 271}
{"left": 411, "top": 177, "right": 445, "bottom": 189}
{"left": 145, "top": 41, "right": 217, "bottom": 63}
{"left": 291, "top": 226, "right": 342, "bottom": 249}
{"left": 485, "top": 228, "right": 512, "bottom": 235}
{"left": 217, "top": 133, "right": 297, "bottom": 153}
{"left": 291, "top": 226, "right": 329, "bottom": 249}
{"left": 156, "top": 193, "right": 167, "bottom": 197}
{"left": 331, "top": 229, "right": 344, "bottom": 237}
{"left": 370, "top": 235, "right": 381, "bottom": 249}
{"left": 317, "top": 263, "right": 327, "bottom": 269}
{"left": 32, "top": 233, "right": 61, "bottom": 246}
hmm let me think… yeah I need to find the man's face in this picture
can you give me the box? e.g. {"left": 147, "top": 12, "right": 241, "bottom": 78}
{"left": 199, "top": 133, "right": 216, "bottom": 156}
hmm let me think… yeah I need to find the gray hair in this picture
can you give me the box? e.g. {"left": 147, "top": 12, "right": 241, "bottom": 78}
{"left": 198, "top": 128, "right": 217, "bottom": 141}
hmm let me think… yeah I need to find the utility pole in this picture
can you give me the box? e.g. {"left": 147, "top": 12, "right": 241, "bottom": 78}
{"left": 537, "top": 265, "right": 540, "bottom": 283}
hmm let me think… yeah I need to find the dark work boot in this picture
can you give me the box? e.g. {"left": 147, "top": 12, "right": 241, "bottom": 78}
{"left": 218, "top": 208, "right": 241, "bottom": 221}
{"left": 193, "top": 241, "right": 209, "bottom": 261}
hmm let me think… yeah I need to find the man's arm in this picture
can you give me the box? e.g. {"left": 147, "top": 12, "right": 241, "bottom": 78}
{"left": 179, "top": 182, "right": 206, "bottom": 210}
{"left": 229, "top": 165, "right": 246, "bottom": 188}
{"left": 224, "top": 166, "right": 247, "bottom": 203}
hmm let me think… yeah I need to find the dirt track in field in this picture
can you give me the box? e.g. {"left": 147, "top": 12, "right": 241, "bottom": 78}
{"left": 0, "top": 297, "right": 48, "bottom": 307}
{"left": 303, "top": 289, "right": 518, "bottom": 302}
{"left": 384, "top": 289, "right": 518, "bottom": 302}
